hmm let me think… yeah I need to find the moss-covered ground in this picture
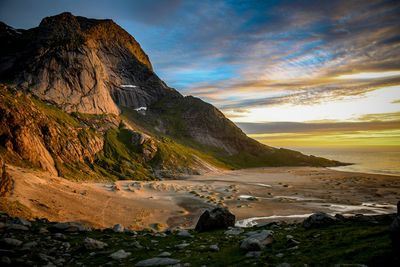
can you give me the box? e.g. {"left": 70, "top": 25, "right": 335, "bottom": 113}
{"left": 1, "top": 212, "right": 398, "bottom": 266}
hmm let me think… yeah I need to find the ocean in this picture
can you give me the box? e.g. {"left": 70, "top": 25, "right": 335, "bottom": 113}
{"left": 292, "top": 147, "right": 400, "bottom": 177}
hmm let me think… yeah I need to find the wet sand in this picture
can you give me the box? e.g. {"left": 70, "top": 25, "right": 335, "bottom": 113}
{"left": 4, "top": 165, "right": 400, "bottom": 229}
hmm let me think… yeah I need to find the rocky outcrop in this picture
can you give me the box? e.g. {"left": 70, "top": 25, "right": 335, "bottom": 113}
{"left": 195, "top": 207, "right": 235, "bottom": 232}
{"left": 0, "top": 12, "right": 178, "bottom": 115}
{"left": 0, "top": 85, "right": 105, "bottom": 178}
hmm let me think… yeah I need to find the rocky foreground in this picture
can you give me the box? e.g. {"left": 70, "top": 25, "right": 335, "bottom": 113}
{"left": 1, "top": 207, "right": 399, "bottom": 267}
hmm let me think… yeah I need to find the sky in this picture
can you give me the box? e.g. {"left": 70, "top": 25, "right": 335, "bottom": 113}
{"left": 1, "top": 0, "right": 399, "bottom": 148}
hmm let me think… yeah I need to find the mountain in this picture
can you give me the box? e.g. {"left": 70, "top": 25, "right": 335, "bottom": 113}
{"left": 0, "top": 13, "right": 343, "bottom": 180}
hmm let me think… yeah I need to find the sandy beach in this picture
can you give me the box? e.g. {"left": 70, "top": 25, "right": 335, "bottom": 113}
{"left": 4, "top": 165, "right": 400, "bottom": 230}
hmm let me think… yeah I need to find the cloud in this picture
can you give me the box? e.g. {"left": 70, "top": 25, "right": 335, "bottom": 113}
{"left": 237, "top": 119, "right": 400, "bottom": 135}
{"left": 1, "top": 0, "right": 399, "bottom": 117}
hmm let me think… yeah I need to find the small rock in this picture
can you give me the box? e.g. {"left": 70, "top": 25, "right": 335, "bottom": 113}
{"left": 39, "top": 227, "right": 49, "bottom": 234}
{"left": 135, "top": 257, "right": 180, "bottom": 266}
{"left": 333, "top": 264, "right": 368, "bottom": 267}
{"left": 245, "top": 251, "right": 261, "bottom": 258}
{"left": 2, "top": 238, "right": 23, "bottom": 246}
{"left": 177, "top": 229, "right": 193, "bottom": 238}
{"left": 53, "top": 233, "right": 66, "bottom": 240}
{"left": 49, "top": 222, "right": 88, "bottom": 232}
{"left": 209, "top": 244, "right": 219, "bottom": 251}
{"left": 276, "top": 263, "right": 291, "bottom": 267}
{"left": 63, "top": 242, "right": 71, "bottom": 250}
{"left": 335, "top": 214, "right": 346, "bottom": 221}
{"left": 84, "top": 237, "right": 108, "bottom": 250}
{"left": 7, "top": 224, "right": 29, "bottom": 231}
{"left": 224, "top": 227, "right": 243, "bottom": 235}
{"left": 240, "top": 230, "right": 274, "bottom": 251}
{"left": 22, "top": 241, "right": 38, "bottom": 250}
{"left": 287, "top": 238, "right": 300, "bottom": 246}
{"left": 112, "top": 224, "right": 124, "bottom": 233}
{"left": 39, "top": 253, "right": 55, "bottom": 262}
{"left": 303, "top": 212, "right": 336, "bottom": 229}
{"left": 14, "top": 217, "right": 32, "bottom": 227}
{"left": 158, "top": 252, "right": 171, "bottom": 257}
{"left": 175, "top": 243, "right": 190, "bottom": 249}
{"left": 110, "top": 249, "right": 131, "bottom": 260}
{"left": 276, "top": 253, "right": 284, "bottom": 258}
{"left": 240, "top": 238, "right": 263, "bottom": 251}
{"left": 132, "top": 241, "right": 144, "bottom": 249}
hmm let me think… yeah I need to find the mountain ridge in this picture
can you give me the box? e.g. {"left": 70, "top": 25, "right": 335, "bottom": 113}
{"left": 0, "top": 13, "right": 344, "bottom": 180}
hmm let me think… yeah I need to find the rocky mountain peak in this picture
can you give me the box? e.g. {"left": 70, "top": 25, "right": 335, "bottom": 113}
{"left": 0, "top": 12, "right": 169, "bottom": 115}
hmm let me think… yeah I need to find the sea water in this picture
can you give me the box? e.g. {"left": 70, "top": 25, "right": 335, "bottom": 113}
{"left": 294, "top": 146, "right": 400, "bottom": 177}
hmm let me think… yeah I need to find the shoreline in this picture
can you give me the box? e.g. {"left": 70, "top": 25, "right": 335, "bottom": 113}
{"left": 2, "top": 165, "right": 399, "bottom": 230}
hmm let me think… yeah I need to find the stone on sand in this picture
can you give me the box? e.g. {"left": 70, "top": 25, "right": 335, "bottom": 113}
{"left": 195, "top": 207, "right": 235, "bottom": 232}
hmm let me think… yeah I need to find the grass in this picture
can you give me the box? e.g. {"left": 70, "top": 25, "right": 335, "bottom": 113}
{"left": 31, "top": 97, "right": 80, "bottom": 127}
{"left": 94, "top": 128, "right": 154, "bottom": 180}
{"left": 1, "top": 214, "right": 397, "bottom": 266}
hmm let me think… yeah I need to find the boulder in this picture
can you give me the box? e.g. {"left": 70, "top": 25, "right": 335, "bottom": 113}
{"left": 195, "top": 207, "right": 235, "bottom": 232}
{"left": 390, "top": 201, "right": 400, "bottom": 251}
{"left": 303, "top": 212, "right": 336, "bottom": 229}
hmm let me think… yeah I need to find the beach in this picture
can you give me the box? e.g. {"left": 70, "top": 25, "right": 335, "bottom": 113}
{"left": 4, "top": 165, "right": 399, "bottom": 230}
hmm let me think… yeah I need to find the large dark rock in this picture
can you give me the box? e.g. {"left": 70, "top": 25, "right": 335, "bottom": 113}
{"left": 303, "top": 212, "right": 337, "bottom": 229}
{"left": 390, "top": 201, "right": 400, "bottom": 251}
{"left": 195, "top": 207, "right": 235, "bottom": 232}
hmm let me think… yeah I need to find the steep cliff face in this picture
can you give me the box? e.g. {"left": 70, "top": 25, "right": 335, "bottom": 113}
{"left": 0, "top": 12, "right": 177, "bottom": 115}
{"left": 0, "top": 85, "right": 107, "bottom": 178}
